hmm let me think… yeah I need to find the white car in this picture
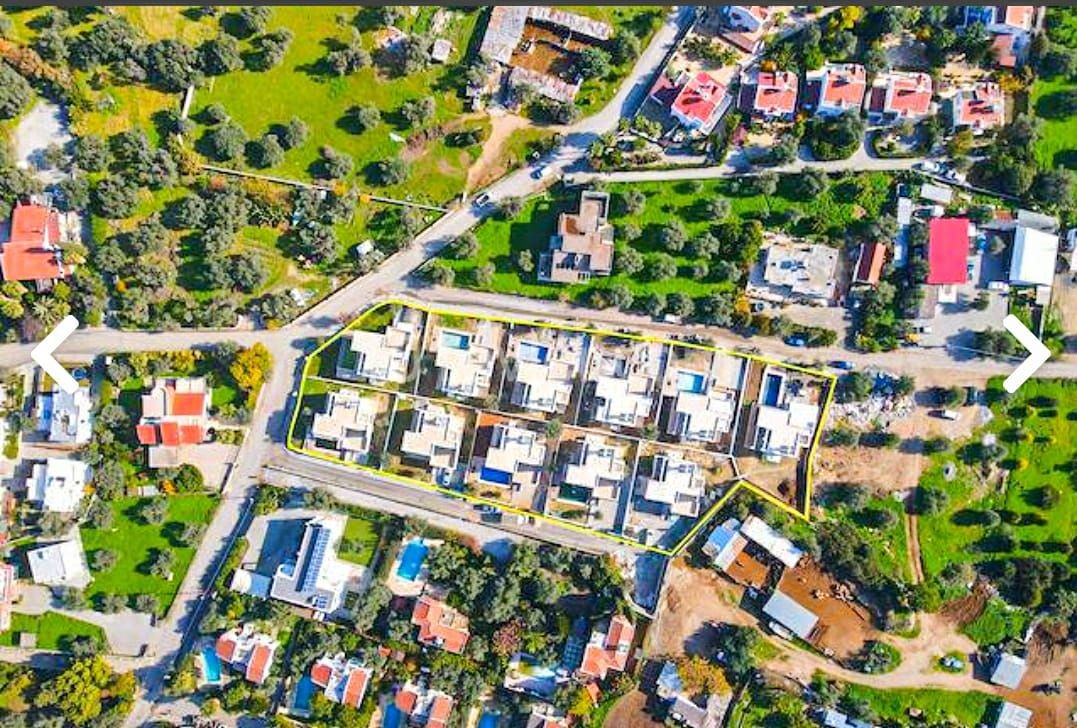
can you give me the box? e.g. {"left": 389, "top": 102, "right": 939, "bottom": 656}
{"left": 919, "top": 160, "right": 941, "bottom": 174}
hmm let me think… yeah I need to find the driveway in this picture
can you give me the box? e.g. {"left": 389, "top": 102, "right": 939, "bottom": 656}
{"left": 13, "top": 101, "right": 72, "bottom": 185}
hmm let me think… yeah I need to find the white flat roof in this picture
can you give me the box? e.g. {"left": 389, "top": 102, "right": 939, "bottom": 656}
{"left": 1009, "top": 226, "right": 1059, "bottom": 288}
{"left": 741, "top": 516, "right": 804, "bottom": 568}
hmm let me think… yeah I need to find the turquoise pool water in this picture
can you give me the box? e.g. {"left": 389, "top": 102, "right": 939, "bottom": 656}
{"left": 518, "top": 341, "right": 549, "bottom": 364}
{"left": 441, "top": 331, "right": 471, "bottom": 350}
{"left": 478, "top": 712, "right": 501, "bottom": 728}
{"left": 201, "top": 646, "right": 222, "bottom": 683}
{"left": 383, "top": 703, "right": 404, "bottom": 728}
{"left": 397, "top": 540, "right": 429, "bottom": 581}
{"left": 292, "top": 676, "right": 316, "bottom": 712}
{"left": 676, "top": 371, "right": 706, "bottom": 393}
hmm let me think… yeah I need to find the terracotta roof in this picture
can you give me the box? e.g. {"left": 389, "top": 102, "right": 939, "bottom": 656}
{"left": 170, "top": 390, "right": 206, "bottom": 417}
{"left": 1003, "top": 5, "right": 1034, "bottom": 31}
{"left": 342, "top": 668, "right": 369, "bottom": 709}
{"left": 883, "top": 72, "right": 932, "bottom": 117}
{"left": 412, "top": 596, "right": 470, "bottom": 654}
{"left": 159, "top": 421, "right": 182, "bottom": 447}
{"left": 215, "top": 633, "right": 237, "bottom": 662}
{"left": 992, "top": 33, "right": 1018, "bottom": 67}
{"left": 136, "top": 424, "right": 160, "bottom": 446}
{"left": 0, "top": 203, "right": 68, "bottom": 283}
{"left": 927, "top": 218, "right": 971, "bottom": 285}
{"left": 753, "top": 70, "right": 798, "bottom": 116}
{"left": 953, "top": 82, "right": 1004, "bottom": 130}
{"left": 855, "top": 242, "right": 888, "bottom": 285}
{"left": 310, "top": 661, "right": 333, "bottom": 688}
{"left": 395, "top": 688, "right": 418, "bottom": 714}
{"left": 819, "top": 64, "right": 866, "bottom": 110}
{"left": 672, "top": 71, "right": 727, "bottom": 126}
{"left": 579, "top": 615, "right": 635, "bottom": 680}
{"left": 245, "top": 643, "right": 273, "bottom": 684}
{"left": 9, "top": 203, "right": 60, "bottom": 244}
{"left": 428, "top": 695, "right": 454, "bottom": 728}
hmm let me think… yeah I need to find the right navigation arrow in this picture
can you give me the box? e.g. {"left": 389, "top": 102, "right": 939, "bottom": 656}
{"left": 1002, "top": 314, "right": 1049, "bottom": 393}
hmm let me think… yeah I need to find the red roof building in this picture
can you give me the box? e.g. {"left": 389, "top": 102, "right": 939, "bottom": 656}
{"left": 578, "top": 615, "right": 635, "bottom": 680}
{"left": 868, "top": 71, "right": 933, "bottom": 123}
{"left": 927, "top": 218, "right": 972, "bottom": 285}
{"left": 810, "top": 63, "right": 866, "bottom": 117}
{"left": 854, "top": 242, "right": 888, "bottom": 286}
{"left": 752, "top": 70, "right": 798, "bottom": 120}
{"left": 991, "top": 33, "right": 1023, "bottom": 68}
{"left": 309, "top": 654, "right": 372, "bottom": 709}
{"left": 215, "top": 626, "right": 278, "bottom": 685}
{"left": 395, "top": 683, "right": 454, "bottom": 728}
{"left": 411, "top": 595, "right": 470, "bottom": 654}
{"left": 136, "top": 377, "right": 211, "bottom": 467}
{"left": 0, "top": 202, "right": 71, "bottom": 286}
{"left": 670, "top": 72, "right": 730, "bottom": 135}
{"left": 952, "top": 82, "right": 1004, "bottom": 133}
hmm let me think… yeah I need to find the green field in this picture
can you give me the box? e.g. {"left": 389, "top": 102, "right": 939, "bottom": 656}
{"left": 191, "top": 6, "right": 484, "bottom": 202}
{"left": 960, "top": 597, "right": 1030, "bottom": 647}
{"left": 442, "top": 173, "right": 893, "bottom": 305}
{"left": 1031, "top": 76, "right": 1077, "bottom": 172}
{"left": 917, "top": 378, "right": 1076, "bottom": 580}
{"left": 841, "top": 683, "right": 1000, "bottom": 726}
{"left": 80, "top": 495, "right": 219, "bottom": 615}
{"left": 0, "top": 613, "right": 107, "bottom": 652}
{"left": 339, "top": 515, "right": 381, "bottom": 566}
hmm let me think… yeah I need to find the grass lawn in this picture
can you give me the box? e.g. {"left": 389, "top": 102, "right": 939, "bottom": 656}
{"left": 0, "top": 612, "right": 107, "bottom": 651}
{"left": 841, "top": 683, "right": 1000, "bottom": 726}
{"left": 1031, "top": 76, "right": 1077, "bottom": 173}
{"left": 960, "top": 597, "right": 1030, "bottom": 647}
{"left": 442, "top": 173, "right": 893, "bottom": 306}
{"left": 190, "top": 6, "right": 483, "bottom": 203}
{"left": 338, "top": 516, "right": 381, "bottom": 567}
{"left": 917, "top": 377, "right": 1076, "bottom": 579}
{"left": 80, "top": 495, "right": 219, "bottom": 615}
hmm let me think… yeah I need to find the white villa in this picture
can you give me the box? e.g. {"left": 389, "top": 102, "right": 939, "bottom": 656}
{"left": 400, "top": 402, "right": 466, "bottom": 484}
{"left": 560, "top": 433, "right": 628, "bottom": 502}
{"left": 339, "top": 309, "right": 419, "bottom": 385}
{"left": 26, "top": 457, "right": 90, "bottom": 513}
{"left": 38, "top": 385, "right": 93, "bottom": 445}
{"left": 478, "top": 422, "right": 546, "bottom": 489}
{"left": 748, "top": 367, "right": 819, "bottom": 462}
{"left": 637, "top": 451, "right": 706, "bottom": 518}
{"left": 309, "top": 389, "right": 378, "bottom": 462}
{"left": 433, "top": 324, "right": 499, "bottom": 399}
{"left": 667, "top": 369, "right": 737, "bottom": 444}
{"left": 28, "top": 534, "right": 90, "bottom": 588}
{"left": 508, "top": 330, "right": 586, "bottom": 414}
{"left": 269, "top": 514, "right": 356, "bottom": 617}
{"left": 587, "top": 343, "right": 663, "bottom": 428}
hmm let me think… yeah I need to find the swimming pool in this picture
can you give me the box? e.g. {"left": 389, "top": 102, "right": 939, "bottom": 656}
{"left": 676, "top": 371, "right": 706, "bottom": 394}
{"left": 441, "top": 331, "right": 471, "bottom": 350}
{"left": 292, "top": 675, "right": 316, "bottom": 713}
{"left": 397, "top": 540, "right": 429, "bottom": 581}
{"left": 382, "top": 703, "right": 404, "bottom": 728}
{"left": 480, "top": 466, "right": 513, "bottom": 485}
{"left": 201, "top": 645, "right": 222, "bottom": 684}
{"left": 478, "top": 712, "right": 501, "bottom": 728}
{"left": 517, "top": 341, "right": 549, "bottom": 364}
{"left": 762, "top": 373, "right": 783, "bottom": 407}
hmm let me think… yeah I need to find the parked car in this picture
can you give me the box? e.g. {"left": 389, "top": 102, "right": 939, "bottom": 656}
{"left": 830, "top": 360, "right": 855, "bottom": 371}
{"left": 532, "top": 165, "right": 550, "bottom": 179}
{"left": 988, "top": 281, "right": 1009, "bottom": 292}
{"left": 786, "top": 336, "right": 806, "bottom": 347}
{"left": 919, "top": 160, "right": 941, "bottom": 173}
{"left": 917, "top": 325, "right": 933, "bottom": 334}
{"left": 934, "top": 409, "right": 960, "bottom": 421}
{"left": 964, "top": 386, "right": 978, "bottom": 406}
{"left": 473, "top": 192, "right": 491, "bottom": 206}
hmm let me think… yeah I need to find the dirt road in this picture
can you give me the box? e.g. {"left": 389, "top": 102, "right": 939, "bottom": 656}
{"left": 904, "top": 513, "right": 925, "bottom": 584}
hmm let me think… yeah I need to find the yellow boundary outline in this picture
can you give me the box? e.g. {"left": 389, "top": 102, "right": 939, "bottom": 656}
{"left": 285, "top": 298, "right": 837, "bottom": 557}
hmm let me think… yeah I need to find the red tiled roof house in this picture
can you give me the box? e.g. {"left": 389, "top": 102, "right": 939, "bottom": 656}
{"left": 395, "top": 682, "right": 455, "bottom": 728}
{"left": 806, "top": 63, "right": 866, "bottom": 117}
{"left": 927, "top": 218, "right": 972, "bottom": 304}
{"left": 751, "top": 70, "right": 799, "bottom": 121}
{"left": 854, "top": 242, "right": 888, "bottom": 286}
{"left": 411, "top": 595, "right": 470, "bottom": 654}
{"left": 136, "top": 377, "right": 211, "bottom": 468}
{"left": 0, "top": 202, "right": 73, "bottom": 291}
{"left": 867, "top": 71, "right": 933, "bottom": 124}
{"left": 215, "top": 625, "right": 278, "bottom": 685}
{"left": 578, "top": 615, "right": 635, "bottom": 680}
{"left": 309, "top": 653, "right": 372, "bottom": 709}
{"left": 951, "top": 82, "right": 1004, "bottom": 134}
{"left": 670, "top": 71, "right": 732, "bottom": 135}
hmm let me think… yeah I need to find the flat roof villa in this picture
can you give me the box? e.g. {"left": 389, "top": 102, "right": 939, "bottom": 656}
{"left": 395, "top": 681, "right": 455, "bottom": 728}
{"left": 747, "top": 367, "right": 820, "bottom": 463}
{"left": 558, "top": 433, "right": 628, "bottom": 504}
{"left": 270, "top": 514, "right": 356, "bottom": 617}
{"left": 215, "top": 625, "right": 278, "bottom": 685}
{"left": 339, "top": 307, "right": 420, "bottom": 385}
{"left": 507, "top": 328, "right": 586, "bottom": 414}
{"left": 763, "top": 589, "right": 821, "bottom": 642}
{"left": 310, "top": 653, "right": 372, "bottom": 710}
{"left": 37, "top": 384, "right": 93, "bottom": 445}
{"left": 667, "top": 377, "right": 738, "bottom": 445}
{"left": 309, "top": 388, "right": 378, "bottom": 463}
{"left": 585, "top": 341, "right": 664, "bottom": 429}
{"left": 636, "top": 451, "right": 706, "bottom": 518}
{"left": 27, "top": 533, "right": 89, "bottom": 588}
{"left": 477, "top": 421, "right": 547, "bottom": 490}
{"left": 753, "top": 240, "right": 839, "bottom": 304}
{"left": 1009, "top": 225, "right": 1059, "bottom": 295}
{"left": 412, "top": 595, "right": 470, "bottom": 654}
{"left": 400, "top": 402, "right": 466, "bottom": 485}
{"left": 26, "top": 457, "right": 90, "bottom": 513}
{"left": 539, "top": 190, "right": 614, "bottom": 284}
{"left": 432, "top": 323, "right": 500, "bottom": 400}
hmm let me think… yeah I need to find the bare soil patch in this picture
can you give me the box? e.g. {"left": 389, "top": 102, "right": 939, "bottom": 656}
{"left": 466, "top": 113, "right": 533, "bottom": 192}
{"left": 778, "top": 561, "right": 874, "bottom": 661}
{"left": 602, "top": 690, "right": 664, "bottom": 728}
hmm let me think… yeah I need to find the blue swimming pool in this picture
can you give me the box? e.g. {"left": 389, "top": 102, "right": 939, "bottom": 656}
{"left": 441, "top": 331, "right": 471, "bottom": 350}
{"left": 201, "top": 646, "right": 222, "bottom": 683}
{"left": 383, "top": 703, "right": 404, "bottom": 728}
{"left": 397, "top": 540, "right": 429, "bottom": 581}
{"left": 676, "top": 371, "right": 706, "bottom": 393}
{"left": 292, "top": 675, "right": 316, "bottom": 712}
{"left": 518, "top": 342, "right": 549, "bottom": 364}
{"left": 762, "top": 373, "right": 783, "bottom": 407}
{"left": 480, "top": 466, "right": 513, "bottom": 485}
{"left": 478, "top": 712, "right": 501, "bottom": 728}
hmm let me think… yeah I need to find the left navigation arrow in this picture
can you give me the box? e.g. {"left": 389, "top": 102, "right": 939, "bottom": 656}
{"left": 30, "top": 315, "right": 81, "bottom": 394}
